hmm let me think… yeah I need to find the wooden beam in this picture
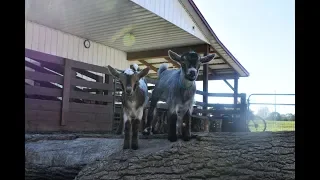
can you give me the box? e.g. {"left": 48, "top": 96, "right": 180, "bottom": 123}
{"left": 137, "top": 61, "right": 167, "bottom": 66}
{"left": 164, "top": 57, "right": 180, "bottom": 68}
{"left": 223, "top": 79, "right": 234, "bottom": 91}
{"left": 137, "top": 57, "right": 223, "bottom": 67}
{"left": 234, "top": 75, "right": 239, "bottom": 105}
{"left": 127, "top": 44, "right": 208, "bottom": 60}
{"left": 202, "top": 45, "right": 210, "bottom": 116}
{"left": 139, "top": 60, "right": 158, "bottom": 72}
{"left": 197, "top": 74, "right": 237, "bottom": 81}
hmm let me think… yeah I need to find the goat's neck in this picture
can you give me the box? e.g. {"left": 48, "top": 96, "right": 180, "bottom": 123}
{"left": 179, "top": 69, "right": 194, "bottom": 89}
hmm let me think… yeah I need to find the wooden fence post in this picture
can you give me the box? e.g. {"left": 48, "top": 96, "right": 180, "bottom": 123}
{"left": 239, "top": 94, "right": 247, "bottom": 132}
{"left": 61, "top": 59, "right": 72, "bottom": 126}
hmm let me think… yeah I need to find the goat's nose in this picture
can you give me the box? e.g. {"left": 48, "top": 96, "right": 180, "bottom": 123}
{"left": 125, "top": 87, "right": 132, "bottom": 94}
{"left": 189, "top": 71, "right": 196, "bottom": 77}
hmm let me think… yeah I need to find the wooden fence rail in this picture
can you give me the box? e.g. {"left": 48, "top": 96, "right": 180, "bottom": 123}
{"left": 25, "top": 49, "right": 114, "bottom": 133}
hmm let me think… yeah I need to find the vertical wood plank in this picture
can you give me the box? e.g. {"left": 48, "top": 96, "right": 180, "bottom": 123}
{"left": 67, "top": 35, "right": 74, "bottom": 60}
{"left": 72, "top": 37, "right": 79, "bottom": 60}
{"left": 93, "top": 43, "right": 98, "bottom": 65}
{"left": 57, "top": 32, "right": 64, "bottom": 57}
{"left": 110, "top": 48, "right": 115, "bottom": 67}
{"left": 44, "top": 27, "right": 52, "bottom": 54}
{"left": 83, "top": 40, "right": 89, "bottom": 63}
{"left": 88, "top": 42, "right": 94, "bottom": 65}
{"left": 98, "top": 45, "right": 104, "bottom": 66}
{"left": 78, "top": 38, "right": 84, "bottom": 62}
{"left": 25, "top": 21, "right": 28, "bottom": 45}
{"left": 61, "top": 59, "right": 72, "bottom": 126}
{"left": 51, "top": 30, "right": 58, "bottom": 55}
{"left": 102, "top": 46, "right": 107, "bottom": 66}
{"left": 31, "top": 23, "right": 39, "bottom": 51}
{"left": 26, "top": 21, "right": 33, "bottom": 49}
{"left": 62, "top": 33, "right": 69, "bottom": 58}
{"left": 106, "top": 46, "right": 110, "bottom": 66}
{"left": 38, "top": 25, "right": 46, "bottom": 52}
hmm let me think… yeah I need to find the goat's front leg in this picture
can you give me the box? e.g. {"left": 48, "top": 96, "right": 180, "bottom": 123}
{"left": 131, "top": 118, "right": 140, "bottom": 150}
{"left": 116, "top": 118, "right": 124, "bottom": 135}
{"left": 182, "top": 110, "right": 191, "bottom": 141}
{"left": 176, "top": 115, "right": 183, "bottom": 137}
{"left": 167, "top": 111, "right": 178, "bottom": 142}
{"left": 123, "top": 114, "right": 132, "bottom": 149}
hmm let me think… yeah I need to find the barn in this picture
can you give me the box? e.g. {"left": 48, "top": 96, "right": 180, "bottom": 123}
{"left": 25, "top": 0, "right": 249, "bottom": 133}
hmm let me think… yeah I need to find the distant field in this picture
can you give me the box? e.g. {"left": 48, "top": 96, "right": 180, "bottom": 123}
{"left": 265, "top": 120, "right": 295, "bottom": 132}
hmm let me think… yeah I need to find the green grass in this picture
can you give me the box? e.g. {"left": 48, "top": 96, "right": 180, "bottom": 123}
{"left": 265, "top": 120, "right": 295, "bottom": 132}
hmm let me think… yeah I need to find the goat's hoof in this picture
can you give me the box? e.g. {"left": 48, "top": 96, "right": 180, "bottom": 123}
{"left": 123, "top": 142, "right": 130, "bottom": 149}
{"left": 142, "top": 128, "right": 151, "bottom": 135}
{"left": 182, "top": 135, "right": 191, "bottom": 141}
{"left": 168, "top": 135, "right": 178, "bottom": 142}
{"left": 131, "top": 144, "right": 139, "bottom": 150}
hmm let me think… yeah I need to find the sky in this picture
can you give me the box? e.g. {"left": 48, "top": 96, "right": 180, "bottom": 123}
{"left": 193, "top": 0, "right": 295, "bottom": 115}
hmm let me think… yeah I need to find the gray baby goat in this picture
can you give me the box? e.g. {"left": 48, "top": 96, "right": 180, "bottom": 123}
{"left": 142, "top": 50, "right": 216, "bottom": 142}
{"left": 107, "top": 64, "right": 150, "bottom": 150}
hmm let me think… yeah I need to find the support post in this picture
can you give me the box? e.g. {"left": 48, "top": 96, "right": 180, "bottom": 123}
{"left": 233, "top": 75, "right": 239, "bottom": 106}
{"left": 203, "top": 49, "right": 209, "bottom": 116}
{"left": 61, "top": 59, "right": 72, "bottom": 126}
{"left": 240, "top": 93, "right": 247, "bottom": 132}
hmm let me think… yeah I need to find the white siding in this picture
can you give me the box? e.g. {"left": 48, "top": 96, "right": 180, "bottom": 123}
{"left": 25, "top": 20, "right": 129, "bottom": 70}
{"left": 130, "top": 0, "right": 209, "bottom": 43}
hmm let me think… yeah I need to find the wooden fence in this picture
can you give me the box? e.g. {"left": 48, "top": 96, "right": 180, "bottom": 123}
{"left": 193, "top": 91, "right": 247, "bottom": 132}
{"left": 143, "top": 82, "right": 248, "bottom": 132}
{"left": 25, "top": 49, "right": 115, "bottom": 133}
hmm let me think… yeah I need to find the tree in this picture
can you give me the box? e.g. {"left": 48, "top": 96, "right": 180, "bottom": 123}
{"left": 268, "top": 112, "right": 281, "bottom": 121}
{"left": 285, "top": 113, "right": 295, "bottom": 121}
{"left": 257, "top": 107, "right": 270, "bottom": 119}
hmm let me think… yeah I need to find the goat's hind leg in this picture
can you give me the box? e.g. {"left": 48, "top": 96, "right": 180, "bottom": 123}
{"left": 167, "top": 111, "right": 178, "bottom": 142}
{"left": 131, "top": 118, "right": 140, "bottom": 150}
{"left": 143, "top": 98, "right": 158, "bottom": 135}
{"left": 182, "top": 110, "right": 191, "bottom": 141}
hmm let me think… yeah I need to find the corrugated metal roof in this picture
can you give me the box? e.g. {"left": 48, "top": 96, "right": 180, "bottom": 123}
{"left": 25, "top": 0, "right": 204, "bottom": 53}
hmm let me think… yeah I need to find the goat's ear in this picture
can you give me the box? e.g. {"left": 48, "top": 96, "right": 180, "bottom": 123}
{"left": 200, "top": 53, "right": 216, "bottom": 64}
{"left": 107, "top": 65, "right": 121, "bottom": 79}
{"left": 168, "top": 50, "right": 182, "bottom": 63}
{"left": 138, "top": 67, "right": 150, "bottom": 79}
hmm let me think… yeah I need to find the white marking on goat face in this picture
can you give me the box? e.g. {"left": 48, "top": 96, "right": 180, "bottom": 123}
{"left": 187, "top": 67, "right": 197, "bottom": 77}
{"left": 124, "top": 68, "right": 134, "bottom": 75}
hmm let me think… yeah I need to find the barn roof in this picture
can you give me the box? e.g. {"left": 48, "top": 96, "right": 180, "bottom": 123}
{"left": 25, "top": 0, "right": 249, "bottom": 80}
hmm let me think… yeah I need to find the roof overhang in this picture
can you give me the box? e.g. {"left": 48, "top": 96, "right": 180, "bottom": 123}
{"left": 25, "top": 0, "right": 249, "bottom": 79}
{"left": 25, "top": 0, "right": 204, "bottom": 53}
{"left": 180, "top": 0, "right": 250, "bottom": 77}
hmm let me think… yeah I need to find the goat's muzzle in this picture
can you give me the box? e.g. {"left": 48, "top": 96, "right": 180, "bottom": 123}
{"left": 186, "top": 68, "right": 197, "bottom": 81}
{"left": 125, "top": 87, "right": 133, "bottom": 96}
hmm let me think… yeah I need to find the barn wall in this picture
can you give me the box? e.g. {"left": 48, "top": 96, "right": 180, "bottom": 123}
{"left": 25, "top": 20, "right": 129, "bottom": 70}
{"left": 129, "top": 0, "right": 209, "bottom": 44}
